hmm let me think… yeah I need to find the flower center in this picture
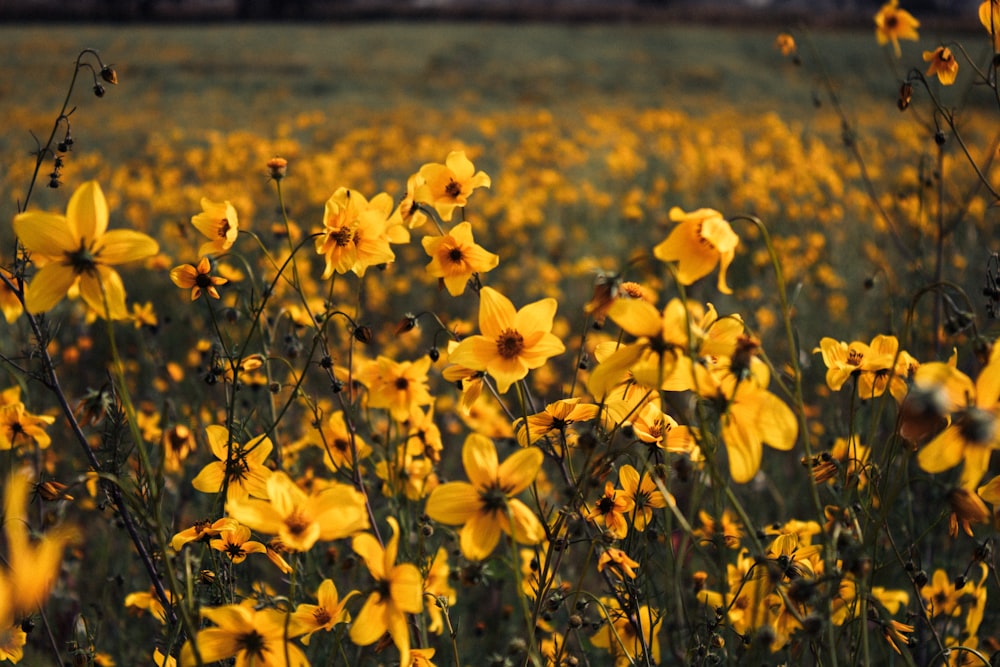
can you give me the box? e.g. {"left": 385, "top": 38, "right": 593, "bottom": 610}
{"left": 496, "top": 329, "right": 524, "bottom": 359}
{"left": 445, "top": 179, "right": 462, "bottom": 198}
{"left": 331, "top": 227, "right": 353, "bottom": 247}
{"left": 957, "top": 407, "right": 996, "bottom": 445}
{"left": 448, "top": 247, "right": 465, "bottom": 263}
{"left": 395, "top": 376, "right": 410, "bottom": 390}
{"left": 218, "top": 219, "right": 231, "bottom": 238}
{"left": 284, "top": 510, "right": 310, "bottom": 536}
{"left": 480, "top": 485, "right": 509, "bottom": 514}
{"left": 313, "top": 607, "right": 332, "bottom": 626}
{"left": 237, "top": 630, "right": 267, "bottom": 659}
{"left": 66, "top": 240, "right": 98, "bottom": 275}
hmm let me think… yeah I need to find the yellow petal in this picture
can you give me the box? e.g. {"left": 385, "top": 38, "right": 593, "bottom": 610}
{"left": 461, "top": 511, "right": 502, "bottom": 561}
{"left": 425, "top": 482, "right": 480, "bottom": 525}
{"left": 79, "top": 267, "right": 128, "bottom": 319}
{"left": 352, "top": 532, "right": 387, "bottom": 581}
{"left": 68, "top": 180, "right": 109, "bottom": 241}
{"left": 497, "top": 446, "right": 542, "bottom": 495}
{"left": 12, "top": 211, "right": 78, "bottom": 256}
{"left": 349, "top": 592, "right": 388, "bottom": 646}
{"left": 23, "top": 263, "right": 76, "bottom": 314}
{"left": 506, "top": 498, "right": 546, "bottom": 545}
{"left": 463, "top": 433, "right": 499, "bottom": 489}
{"left": 98, "top": 229, "right": 159, "bottom": 264}
{"left": 389, "top": 563, "right": 424, "bottom": 613}
{"left": 477, "top": 287, "right": 515, "bottom": 340}
{"left": 917, "top": 426, "right": 965, "bottom": 473}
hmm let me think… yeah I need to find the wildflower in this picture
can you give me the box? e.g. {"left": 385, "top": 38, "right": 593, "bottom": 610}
{"left": 410, "top": 648, "right": 438, "bottom": 667}
{"left": 804, "top": 436, "right": 870, "bottom": 488}
{"left": 170, "top": 517, "right": 237, "bottom": 551}
{"left": 266, "top": 157, "right": 288, "bottom": 181}
{"left": 513, "top": 397, "right": 599, "bottom": 447}
{"left": 980, "top": 0, "right": 1000, "bottom": 51}
{"left": 584, "top": 275, "right": 656, "bottom": 326}
{"left": 210, "top": 523, "right": 267, "bottom": 564}
{"left": 130, "top": 300, "right": 157, "bottom": 329}
{"left": 163, "top": 424, "right": 196, "bottom": 474}
{"left": 0, "top": 624, "right": 26, "bottom": 663}
{"left": 814, "top": 335, "right": 915, "bottom": 401}
{"left": 0, "top": 401, "right": 55, "bottom": 450}
{"left": 447, "top": 286, "right": 565, "bottom": 394}
{"left": 924, "top": 46, "right": 958, "bottom": 85}
{"left": 585, "top": 481, "right": 634, "bottom": 539}
{"left": 947, "top": 488, "right": 991, "bottom": 537}
{"left": 589, "top": 598, "right": 661, "bottom": 666}
{"left": 125, "top": 586, "right": 174, "bottom": 624}
{"left": 915, "top": 354, "right": 1000, "bottom": 489}
{"left": 292, "top": 579, "right": 357, "bottom": 645}
{"left": 417, "top": 150, "right": 491, "bottom": 222}
{"left": 693, "top": 509, "right": 744, "bottom": 549}
{"left": 375, "top": 448, "right": 439, "bottom": 501}
{"left": 875, "top": 0, "right": 920, "bottom": 57}
{"left": 152, "top": 648, "right": 176, "bottom": 667}
{"left": 308, "top": 410, "right": 371, "bottom": 472}
{"left": 422, "top": 221, "right": 499, "bottom": 296}
{"left": 227, "top": 471, "right": 369, "bottom": 552}
{"left": 350, "top": 517, "right": 424, "bottom": 666}
{"left": 180, "top": 601, "right": 307, "bottom": 667}
{"left": 359, "top": 355, "right": 434, "bottom": 422}
{"left": 170, "top": 256, "right": 227, "bottom": 301}
{"left": 424, "top": 547, "right": 457, "bottom": 634}
{"left": 653, "top": 207, "right": 739, "bottom": 294}
{"left": 604, "top": 389, "right": 695, "bottom": 454}
{"left": 425, "top": 433, "right": 546, "bottom": 560}
{"left": 597, "top": 547, "right": 640, "bottom": 579}
{"left": 392, "top": 173, "right": 430, "bottom": 229}
{"left": 191, "top": 425, "right": 273, "bottom": 502}
{"left": 315, "top": 187, "right": 395, "bottom": 278}
{"left": 191, "top": 198, "right": 239, "bottom": 257}
{"left": 979, "top": 473, "right": 1000, "bottom": 504}
{"left": 618, "top": 464, "right": 668, "bottom": 531}
{"left": 13, "top": 180, "right": 159, "bottom": 319}
{"left": 774, "top": 33, "right": 796, "bottom": 57}
{"left": 0, "top": 268, "right": 23, "bottom": 323}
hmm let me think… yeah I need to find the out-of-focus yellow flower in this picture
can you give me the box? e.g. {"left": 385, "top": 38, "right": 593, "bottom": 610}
{"left": 947, "top": 487, "right": 990, "bottom": 537}
{"left": 209, "top": 523, "right": 267, "bottom": 564}
{"left": 589, "top": 597, "right": 661, "bottom": 666}
{"left": 359, "top": 355, "right": 434, "bottom": 422}
{"left": 653, "top": 207, "right": 739, "bottom": 294}
{"left": 422, "top": 221, "right": 499, "bottom": 296}
{"left": 152, "top": 648, "right": 176, "bottom": 667}
{"left": 0, "top": 624, "right": 27, "bottom": 664}
{"left": 875, "top": 0, "right": 920, "bottom": 57}
{"left": 447, "top": 286, "right": 565, "bottom": 394}
{"left": 125, "top": 586, "right": 174, "bottom": 624}
{"left": 425, "top": 433, "right": 545, "bottom": 560}
{"left": 924, "top": 46, "right": 958, "bottom": 84}
{"left": 13, "top": 181, "right": 159, "bottom": 319}
{"left": 170, "top": 256, "right": 228, "bottom": 300}
{"left": 350, "top": 517, "right": 424, "bottom": 667}
{"left": 980, "top": 0, "right": 1000, "bottom": 51}
{"left": 774, "top": 33, "right": 797, "bottom": 57}
{"left": 424, "top": 547, "right": 456, "bottom": 635}
{"left": 597, "top": 547, "right": 640, "bottom": 579}
{"left": 417, "top": 150, "right": 491, "bottom": 222}
{"left": 191, "top": 197, "right": 239, "bottom": 257}
{"left": 170, "top": 517, "right": 237, "bottom": 552}
{"left": 0, "top": 400, "right": 54, "bottom": 450}
{"left": 227, "top": 471, "right": 369, "bottom": 552}
{"left": 181, "top": 601, "right": 307, "bottom": 667}
{"left": 292, "top": 579, "right": 357, "bottom": 645}
{"left": 0, "top": 268, "right": 23, "bottom": 323}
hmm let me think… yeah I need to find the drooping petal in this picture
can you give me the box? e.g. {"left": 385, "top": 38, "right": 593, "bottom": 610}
{"left": 205, "top": 425, "right": 230, "bottom": 461}
{"left": 389, "top": 562, "right": 424, "bottom": 613}
{"left": 461, "top": 511, "right": 503, "bottom": 561}
{"left": 352, "top": 532, "right": 387, "bottom": 581}
{"left": 226, "top": 497, "right": 284, "bottom": 536}
{"left": 23, "top": 263, "right": 77, "bottom": 314}
{"left": 349, "top": 592, "right": 388, "bottom": 646}
{"left": 78, "top": 266, "right": 128, "bottom": 319}
{"left": 505, "top": 498, "right": 546, "bottom": 545}
{"left": 917, "top": 426, "right": 965, "bottom": 473}
{"left": 98, "top": 229, "right": 160, "bottom": 264}
{"left": 486, "top": 355, "right": 530, "bottom": 394}
{"left": 756, "top": 392, "right": 798, "bottom": 451}
{"left": 462, "top": 433, "right": 499, "bottom": 490}
{"left": 67, "top": 180, "right": 109, "bottom": 241}
{"left": 722, "top": 411, "right": 763, "bottom": 484}
{"left": 424, "top": 482, "right": 480, "bottom": 525}
{"left": 496, "top": 446, "right": 543, "bottom": 495}
{"left": 447, "top": 335, "right": 495, "bottom": 372}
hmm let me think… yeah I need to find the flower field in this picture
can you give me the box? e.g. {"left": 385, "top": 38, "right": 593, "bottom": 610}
{"left": 1, "top": 8, "right": 999, "bottom": 666}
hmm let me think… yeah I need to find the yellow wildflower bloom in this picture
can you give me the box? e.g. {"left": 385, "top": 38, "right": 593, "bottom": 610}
{"left": 13, "top": 181, "right": 159, "bottom": 319}
{"left": 360, "top": 355, "right": 434, "bottom": 422}
{"left": 181, "top": 601, "right": 307, "bottom": 667}
{"left": 227, "top": 471, "right": 369, "bottom": 552}
{"left": 350, "top": 517, "right": 424, "bottom": 667}
{"left": 618, "top": 464, "right": 667, "bottom": 531}
{"left": 170, "top": 257, "right": 228, "bottom": 300}
{"left": 923, "top": 46, "right": 958, "bottom": 85}
{"left": 0, "top": 401, "right": 54, "bottom": 450}
{"left": 513, "top": 397, "right": 599, "bottom": 447}
{"left": 424, "top": 547, "right": 457, "bottom": 635}
{"left": 585, "top": 481, "right": 634, "bottom": 539}
{"left": 191, "top": 425, "right": 272, "bottom": 502}
{"left": 422, "top": 221, "right": 499, "bottom": 296}
{"left": 315, "top": 187, "right": 395, "bottom": 278}
{"left": 447, "top": 286, "right": 565, "bottom": 394}
{"left": 589, "top": 598, "right": 661, "bottom": 667}
{"left": 0, "top": 268, "right": 23, "bottom": 323}
{"left": 292, "top": 579, "right": 357, "bottom": 645}
{"left": 980, "top": 0, "right": 1000, "bottom": 51}
{"left": 209, "top": 523, "right": 267, "bottom": 564}
{"left": 417, "top": 150, "right": 491, "bottom": 222}
{"left": 597, "top": 547, "right": 640, "bottom": 580}
{"left": 875, "top": 0, "right": 920, "bottom": 57}
{"left": 425, "top": 433, "right": 546, "bottom": 560}
{"left": 0, "top": 624, "right": 26, "bottom": 664}
{"left": 653, "top": 207, "right": 739, "bottom": 294}
{"left": 190, "top": 197, "right": 239, "bottom": 257}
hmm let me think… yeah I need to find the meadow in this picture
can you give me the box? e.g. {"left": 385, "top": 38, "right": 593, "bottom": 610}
{"left": 0, "top": 12, "right": 998, "bottom": 666}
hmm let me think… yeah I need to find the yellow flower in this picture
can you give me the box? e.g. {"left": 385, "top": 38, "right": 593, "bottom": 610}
{"left": 350, "top": 517, "right": 424, "bottom": 667}
{"left": 227, "top": 471, "right": 369, "bottom": 552}
{"left": 152, "top": 648, "right": 176, "bottom": 667}
{"left": 814, "top": 335, "right": 914, "bottom": 401}
{"left": 360, "top": 355, "right": 434, "bottom": 422}
{"left": 618, "top": 464, "right": 667, "bottom": 531}
{"left": 0, "top": 624, "right": 26, "bottom": 664}
{"left": 181, "top": 602, "right": 307, "bottom": 667}
{"left": 875, "top": 0, "right": 920, "bottom": 57}
{"left": 13, "top": 181, "right": 159, "bottom": 319}
{"left": 315, "top": 187, "right": 395, "bottom": 278}
{"left": 0, "top": 268, "right": 23, "bottom": 323}
{"left": 424, "top": 547, "right": 457, "bottom": 635}
{"left": 597, "top": 547, "right": 640, "bottom": 579}
{"left": 170, "top": 517, "right": 237, "bottom": 551}
{"left": 292, "top": 579, "right": 358, "bottom": 645}
{"left": 417, "top": 150, "right": 491, "bottom": 222}
{"left": 409, "top": 648, "right": 438, "bottom": 667}
{"left": 585, "top": 481, "right": 633, "bottom": 539}
{"left": 130, "top": 300, "right": 158, "bottom": 329}
{"left": 125, "top": 586, "right": 175, "bottom": 624}
{"left": 589, "top": 598, "right": 661, "bottom": 667}
{"left": 0, "top": 401, "right": 55, "bottom": 450}
{"left": 306, "top": 410, "right": 370, "bottom": 472}
{"left": 980, "top": 0, "right": 1000, "bottom": 51}
{"left": 513, "top": 397, "right": 599, "bottom": 447}
{"left": 923, "top": 46, "right": 958, "bottom": 85}
{"left": 209, "top": 523, "right": 267, "bottom": 564}
{"left": 774, "top": 33, "right": 796, "bottom": 57}
{"left": 170, "top": 256, "right": 228, "bottom": 300}
{"left": 421, "top": 221, "right": 499, "bottom": 296}
{"left": 916, "top": 354, "right": 1000, "bottom": 490}
{"left": 191, "top": 425, "right": 273, "bottom": 502}
{"left": 447, "top": 286, "right": 565, "bottom": 394}
{"left": 425, "top": 433, "right": 546, "bottom": 560}
{"left": 653, "top": 207, "right": 739, "bottom": 294}
{"left": 191, "top": 197, "right": 239, "bottom": 257}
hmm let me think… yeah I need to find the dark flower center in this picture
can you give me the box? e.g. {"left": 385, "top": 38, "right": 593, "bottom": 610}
{"left": 448, "top": 247, "right": 465, "bottom": 263}
{"left": 237, "top": 630, "right": 267, "bottom": 658}
{"left": 957, "top": 407, "right": 996, "bottom": 445}
{"left": 480, "top": 485, "right": 509, "bottom": 513}
{"left": 445, "top": 179, "right": 462, "bottom": 198}
{"left": 313, "top": 607, "right": 332, "bottom": 625}
{"left": 331, "top": 227, "right": 353, "bottom": 247}
{"left": 496, "top": 329, "right": 525, "bottom": 359}
{"left": 218, "top": 219, "right": 231, "bottom": 238}
{"left": 66, "top": 240, "right": 98, "bottom": 275}
{"left": 395, "top": 377, "right": 410, "bottom": 390}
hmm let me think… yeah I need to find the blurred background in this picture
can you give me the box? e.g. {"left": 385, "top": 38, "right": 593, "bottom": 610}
{"left": 0, "top": 0, "right": 986, "bottom": 24}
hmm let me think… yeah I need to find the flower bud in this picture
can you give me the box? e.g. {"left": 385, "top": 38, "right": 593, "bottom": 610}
{"left": 100, "top": 65, "right": 118, "bottom": 84}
